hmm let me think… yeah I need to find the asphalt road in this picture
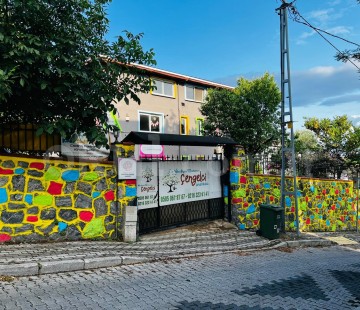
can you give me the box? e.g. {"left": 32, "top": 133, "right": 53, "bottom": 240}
{"left": 1, "top": 246, "right": 360, "bottom": 310}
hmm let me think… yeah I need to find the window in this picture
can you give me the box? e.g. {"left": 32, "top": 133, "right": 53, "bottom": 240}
{"left": 152, "top": 78, "right": 175, "bottom": 97}
{"left": 195, "top": 118, "right": 204, "bottom": 136}
{"left": 185, "top": 85, "right": 206, "bottom": 102}
{"left": 180, "top": 116, "right": 189, "bottom": 135}
{"left": 139, "top": 112, "right": 163, "bottom": 133}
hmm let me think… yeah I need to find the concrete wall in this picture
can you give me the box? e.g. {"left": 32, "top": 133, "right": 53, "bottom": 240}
{"left": 0, "top": 155, "right": 119, "bottom": 242}
{"left": 230, "top": 152, "right": 359, "bottom": 232}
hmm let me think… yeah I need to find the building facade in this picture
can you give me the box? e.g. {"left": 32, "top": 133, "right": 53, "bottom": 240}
{"left": 113, "top": 64, "right": 234, "bottom": 159}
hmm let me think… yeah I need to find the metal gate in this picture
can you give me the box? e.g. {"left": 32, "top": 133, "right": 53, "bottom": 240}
{"left": 138, "top": 197, "right": 224, "bottom": 234}
{"left": 137, "top": 159, "right": 225, "bottom": 234}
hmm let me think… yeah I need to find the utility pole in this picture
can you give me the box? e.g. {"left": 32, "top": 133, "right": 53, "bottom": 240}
{"left": 276, "top": 1, "right": 299, "bottom": 237}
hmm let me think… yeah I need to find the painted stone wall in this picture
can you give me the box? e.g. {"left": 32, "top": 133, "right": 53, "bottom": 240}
{"left": 0, "top": 155, "right": 118, "bottom": 242}
{"left": 230, "top": 154, "right": 358, "bottom": 232}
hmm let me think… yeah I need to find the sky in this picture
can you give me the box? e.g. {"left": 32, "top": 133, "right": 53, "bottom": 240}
{"left": 106, "top": 0, "right": 360, "bottom": 130}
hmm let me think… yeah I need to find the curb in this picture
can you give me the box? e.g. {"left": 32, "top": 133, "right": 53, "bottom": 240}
{"left": 0, "top": 256, "right": 151, "bottom": 277}
{"left": 0, "top": 239, "right": 336, "bottom": 277}
{"left": 286, "top": 239, "right": 335, "bottom": 248}
{"left": 267, "top": 239, "right": 335, "bottom": 249}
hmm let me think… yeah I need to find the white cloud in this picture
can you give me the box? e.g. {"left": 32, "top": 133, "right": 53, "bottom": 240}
{"left": 299, "top": 31, "right": 316, "bottom": 39}
{"left": 308, "top": 65, "right": 339, "bottom": 76}
{"left": 290, "top": 62, "right": 360, "bottom": 108}
{"left": 284, "top": 62, "right": 360, "bottom": 129}
{"left": 215, "top": 62, "right": 360, "bottom": 130}
{"left": 295, "top": 3, "right": 352, "bottom": 44}
{"left": 328, "top": 0, "right": 342, "bottom": 6}
{"left": 308, "top": 9, "right": 336, "bottom": 24}
{"left": 326, "top": 25, "right": 352, "bottom": 35}
{"left": 350, "top": 114, "right": 360, "bottom": 126}
{"left": 296, "top": 30, "right": 316, "bottom": 44}
{"left": 295, "top": 25, "right": 351, "bottom": 45}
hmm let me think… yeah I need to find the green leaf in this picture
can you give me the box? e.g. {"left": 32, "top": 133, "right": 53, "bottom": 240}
{"left": 35, "top": 127, "right": 44, "bottom": 136}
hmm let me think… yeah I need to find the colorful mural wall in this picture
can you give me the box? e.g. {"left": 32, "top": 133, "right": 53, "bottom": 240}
{"left": 230, "top": 153, "right": 358, "bottom": 232}
{"left": 0, "top": 149, "right": 132, "bottom": 243}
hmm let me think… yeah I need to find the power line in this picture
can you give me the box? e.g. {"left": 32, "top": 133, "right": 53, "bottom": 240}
{"left": 286, "top": 2, "right": 360, "bottom": 70}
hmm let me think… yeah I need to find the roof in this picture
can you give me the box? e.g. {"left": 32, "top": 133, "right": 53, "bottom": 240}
{"left": 121, "top": 131, "right": 237, "bottom": 146}
{"left": 99, "top": 55, "right": 234, "bottom": 90}
{"left": 130, "top": 63, "right": 234, "bottom": 90}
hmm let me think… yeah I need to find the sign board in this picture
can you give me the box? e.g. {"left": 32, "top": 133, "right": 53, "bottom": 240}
{"left": 159, "top": 161, "right": 222, "bottom": 206}
{"left": 118, "top": 158, "right": 137, "bottom": 179}
{"left": 136, "top": 162, "right": 159, "bottom": 210}
{"left": 139, "top": 144, "right": 164, "bottom": 159}
{"left": 61, "top": 134, "right": 109, "bottom": 160}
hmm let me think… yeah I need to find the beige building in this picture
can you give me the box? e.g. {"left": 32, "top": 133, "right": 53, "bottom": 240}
{"left": 113, "top": 64, "right": 234, "bottom": 159}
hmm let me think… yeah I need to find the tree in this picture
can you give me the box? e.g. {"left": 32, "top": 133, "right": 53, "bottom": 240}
{"left": 294, "top": 130, "right": 320, "bottom": 177}
{"left": 304, "top": 115, "right": 359, "bottom": 179}
{"left": 200, "top": 73, "right": 281, "bottom": 172}
{"left": 345, "top": 126, "right": 360, "bottom": 178}
{"left": 0, "top": 0, "right": 156, "bottom": 147}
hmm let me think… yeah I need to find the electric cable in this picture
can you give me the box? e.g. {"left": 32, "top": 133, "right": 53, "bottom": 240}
{"left": 285, "top": 2, "right": 360, "bottom": 70}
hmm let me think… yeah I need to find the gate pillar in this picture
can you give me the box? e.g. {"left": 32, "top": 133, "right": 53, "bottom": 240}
{"left": 122, "top": 205, "right": 137, "bottom": 242}
{"left": 113, "top": 143, "right": 138, "bottom": 242}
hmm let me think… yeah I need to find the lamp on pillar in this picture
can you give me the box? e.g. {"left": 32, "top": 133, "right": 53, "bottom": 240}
{"left": 108, "top": 128, "right": 120, "bottom": 161}
{"left": 113, "top": 128, "right": 120, "bottom": 144}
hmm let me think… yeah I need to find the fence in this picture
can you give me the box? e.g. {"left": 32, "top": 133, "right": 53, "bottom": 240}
{"left": 0, "top": 123, "right": 61, "bottom": 156}
{"left": 242, "top": 153, "right": 359, "bottom": 181}
{"left": 138, "top": 154, "right": 223, "bottom": 161}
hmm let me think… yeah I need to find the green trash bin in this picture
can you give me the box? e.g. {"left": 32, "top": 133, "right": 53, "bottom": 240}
{"left": 259, "top": 204, "right": 284, "bottom": 240}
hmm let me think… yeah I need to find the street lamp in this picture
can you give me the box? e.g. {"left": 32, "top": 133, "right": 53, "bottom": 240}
{"left": 113, "top": 128, "right": 120, "bottom": 143}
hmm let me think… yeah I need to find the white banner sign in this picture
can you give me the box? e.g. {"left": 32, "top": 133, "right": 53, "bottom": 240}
{"left": 61, "top": 135, "right": 109, "bottom": 160}
{"left": 136, "top": 162, "right": 158, "bottom": 210}
{"left": 159, "top": 161, "right": 222, "bottom": 206}
{"left": 139, "top": 144, "right": 164, "bottom": 159}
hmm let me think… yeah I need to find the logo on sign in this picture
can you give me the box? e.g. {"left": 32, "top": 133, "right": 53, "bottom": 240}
{"left": 142, "top": 167, "right": 154, "bottom": 182}
{"left": 162, "top": 170, "right": 179, "bottom": 193}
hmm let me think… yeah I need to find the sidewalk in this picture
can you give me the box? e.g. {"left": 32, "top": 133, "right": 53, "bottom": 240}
{"left": 0, "top": 220, "right": 355, "bottom": 277}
